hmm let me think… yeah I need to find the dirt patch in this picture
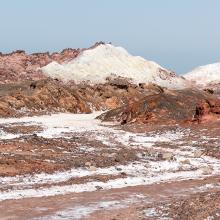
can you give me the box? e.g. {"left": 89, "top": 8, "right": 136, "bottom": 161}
{"left": 0, "top": 134, "right": 139, "bottom": 177}
{"left": 164, "top": 191, "right": 220, "bottom": 220}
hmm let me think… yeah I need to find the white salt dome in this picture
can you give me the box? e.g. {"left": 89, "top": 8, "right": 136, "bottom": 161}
{"left": 184, "top": 62, "right": 220, "bottom": 86}
{"left": 41, "top": 44, "right": 188, "bottom": 89}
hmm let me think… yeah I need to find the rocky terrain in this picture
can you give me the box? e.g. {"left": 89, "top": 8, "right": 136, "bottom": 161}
{"left": 0, "top": 43, "right": 220, "bottom": 219}
{"left": 98, "top": 89, "right": 220, "bottom": 124}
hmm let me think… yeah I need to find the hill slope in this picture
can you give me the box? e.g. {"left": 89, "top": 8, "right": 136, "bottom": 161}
{"left": 184, "top": 62, "right": 220, "bottom": 86}
{"left": 42, "top": 44, "right": 188, "bottom": 89}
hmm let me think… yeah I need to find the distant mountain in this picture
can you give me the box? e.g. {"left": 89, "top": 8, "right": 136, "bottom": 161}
{"left": 184, "top": 62, "right": 220, "bottom": 86}
{"left": 41, "top": 43, "right": 188, "bottom": 90}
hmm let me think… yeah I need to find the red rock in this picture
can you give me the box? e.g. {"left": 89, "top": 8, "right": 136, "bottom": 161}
{"left": 194, "top": 98, "right": 220, "bottom": 122}
{"left": 98, "top": 89, "right": 220, "bottom": 125}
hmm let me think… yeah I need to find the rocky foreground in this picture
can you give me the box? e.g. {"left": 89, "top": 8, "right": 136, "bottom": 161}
{"left": 0, "top": 43, "right": 220, "bottom": 219}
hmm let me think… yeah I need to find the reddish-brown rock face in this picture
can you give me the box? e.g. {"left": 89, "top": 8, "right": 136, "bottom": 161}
{"left": 0, "top": 49, "right": 81, "bottom": 84}
{"left": 98, "top": 89, "right": 220, "bottom": 125}
{"left": 0, "top": 78, "right": 163, "bottom": 117}
{"left": 0, "top": 80, "right": 91, "bottom": 117}
{"left": 194, "top": 98, "right": 220, "bottom": 122}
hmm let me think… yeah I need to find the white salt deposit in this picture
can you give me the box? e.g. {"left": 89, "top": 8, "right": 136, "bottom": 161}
{"left": 0, "top": 166, "right": 215, "bottom": 201}
{"left": 184, "top": 62, "right": 220, "bottom": 86}
{"left": 0, "top": 112, "right": 185, "bottom": 142}
{"left": 0, "top": 130, "right": 20, "bottom": 140}
{"left": 34, "top": 194, "right": 144, "bottom": 220}
{"left": 0, "top": 112, "right": 103, "bottom": 139}
{"left": 41, "top": 44, "right": 187, "bottom": 89}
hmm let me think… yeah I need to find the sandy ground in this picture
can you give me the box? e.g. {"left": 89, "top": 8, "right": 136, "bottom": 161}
{"left": 0, "top": 112, "right": 220, "bottom": 219}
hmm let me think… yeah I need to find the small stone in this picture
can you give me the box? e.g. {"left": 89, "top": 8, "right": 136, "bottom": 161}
{"left": 116, "top": 167, "right": 122, "bottom": 171}
{"left": 201, "top": 166, "right": 213, "bottom": 175}
{"left": 102, "top": 153, "right": 112, "bottom": 157}
{"left": 85, "top": 162, "right": 91, "bottom": 167}
{"left": 161, "top": 152, "right": 173, "bottom": 161}
{"left": 114, "top": 157, "right": 120, "bottom": 163}
{"left": 95, "top": 186, "right": 103, "bottom": 190}
{"left": 89, "top": 166, "right": 97, "bottom": 171}
{"left": 193, "top": 150, "right": 203, "bottom": 158}
{"left": 181, "top": 159, "right": 191, "bottom": 165}
{"left": 120, "top": 172, "right": 127, "bottom": 176}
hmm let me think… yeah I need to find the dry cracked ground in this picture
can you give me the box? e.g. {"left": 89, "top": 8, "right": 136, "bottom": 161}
{"left": 0, "top": 112, "right": 220, "bottom": 219}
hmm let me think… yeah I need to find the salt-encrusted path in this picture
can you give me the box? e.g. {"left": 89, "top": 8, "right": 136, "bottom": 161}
{"left": 1, "top": 177, "right": 220, "bottom": 220}
{"left": 0, "top": 112, "right": 220, "bottom": 219}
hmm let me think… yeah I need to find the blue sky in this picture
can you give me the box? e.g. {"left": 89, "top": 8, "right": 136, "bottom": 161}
{"left": 0, "top": 0, "right": 220, "bottom": 73}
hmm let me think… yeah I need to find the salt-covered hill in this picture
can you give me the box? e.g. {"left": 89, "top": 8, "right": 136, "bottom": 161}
{"left": 184, "top": 62, "right": 220, "bottom": 86}
{"left": 41, "top": 44, "right": 188, "bottom": 90}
